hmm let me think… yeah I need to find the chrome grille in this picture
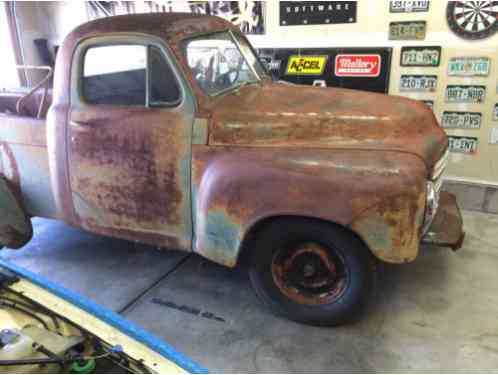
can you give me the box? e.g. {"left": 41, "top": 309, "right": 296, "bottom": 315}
{"left": 431, "top": 148, "right": 448, "bottom": 193}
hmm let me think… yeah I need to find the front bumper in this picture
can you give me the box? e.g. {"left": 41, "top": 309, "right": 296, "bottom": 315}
{"left": 422, "top": 191, "right": 465, "bottom": 250}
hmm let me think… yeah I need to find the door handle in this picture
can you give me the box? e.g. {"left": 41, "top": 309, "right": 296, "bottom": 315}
{"left": 69, "top": 121, "right": 92, "bottom": 132}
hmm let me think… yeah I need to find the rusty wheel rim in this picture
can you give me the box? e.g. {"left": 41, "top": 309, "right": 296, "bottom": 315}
{"left": 271, "top": 242, "right": 349, "bottom": 305}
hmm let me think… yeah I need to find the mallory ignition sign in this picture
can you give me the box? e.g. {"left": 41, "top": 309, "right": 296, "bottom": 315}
{"left": 335, "top": 55, "right": 381, "bottom": 77}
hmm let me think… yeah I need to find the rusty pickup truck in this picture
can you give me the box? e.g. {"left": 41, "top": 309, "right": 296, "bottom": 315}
{"left": 0, "top": 13, "right": 464, "bottom": 326}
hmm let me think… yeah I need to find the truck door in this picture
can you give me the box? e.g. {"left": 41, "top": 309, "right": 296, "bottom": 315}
{"left": 68, "top": 36, "right": 195, "bottom": 250}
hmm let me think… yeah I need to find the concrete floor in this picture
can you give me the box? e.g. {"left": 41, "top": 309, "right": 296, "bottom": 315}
{"left": 1, "top": 211, "right": 498, "bottom": 372}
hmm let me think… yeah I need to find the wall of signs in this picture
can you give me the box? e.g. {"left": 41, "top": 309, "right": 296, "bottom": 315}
{"left": 246, "top": 1, "right": 498, "bottom": 185}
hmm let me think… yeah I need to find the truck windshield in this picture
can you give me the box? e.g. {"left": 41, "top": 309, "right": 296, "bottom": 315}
{"left": 183, "top": 31, "right": 265, "bottom": 96}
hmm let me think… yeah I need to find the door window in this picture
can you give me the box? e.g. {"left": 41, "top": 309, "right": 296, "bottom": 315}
{"left": 82, "top": 44, "right": 180, "bottom": 107}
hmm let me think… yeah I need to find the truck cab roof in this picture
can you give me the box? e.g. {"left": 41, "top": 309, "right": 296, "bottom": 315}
{"left": 68, "top": 12, "right": 238, "bottom": 42}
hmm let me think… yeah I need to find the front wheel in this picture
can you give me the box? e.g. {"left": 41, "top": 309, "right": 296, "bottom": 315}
{"left": 248, "top": 218, "right": 376, "bottom": 326}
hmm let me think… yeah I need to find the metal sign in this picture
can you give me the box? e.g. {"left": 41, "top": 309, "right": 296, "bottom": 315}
{"left": 446, "top": 85, "right": 486, "bottom": 103}
{"left": 400, "top": 46, "right": 441, "bottom": 67}
{"left": 257, "top": 47, "right": 392, "bottom": 94}
{"left": 389, "top": 21, "right": 426, "bottom": 40}
{"left": 448, "top": 57, "right": 490, "bottom": 77}
{"left": 286, "top": 55, "right": 328, "bottom": 75}
{"left": 280, "top": 1, "right": 357, "bottom": 26}
{"left": 334, "top": 55, "right": 381, "bottom": 77}
{"left": 491, "top": 128, "right": 498, "bottom": 144}
{"left": 448, "top": 136, "right": 478, "bottom": 154}
{"left": 390, "top": 1, "right": 430, "bottom": 13}
{"left": 400, "top": 75, "right": 437, "bottom": 92}
{"left": 442, "top": 111, "right": 482, "bottom": 129}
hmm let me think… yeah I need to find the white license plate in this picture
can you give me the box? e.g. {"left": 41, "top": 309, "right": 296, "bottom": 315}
{"left": 389, "top": 21, "right": 426, "bottom": 40}
{"left": 442, "top": 112, "right": 481, "bottom": 129}
{"left": 390, "top": 1, "right": 430, "bottom": 12}
{"left": 401, "top": 47, "right": 440, "bottom": 66}
{"left": 448, "top": 57, "right": 490, "bottom": 77}
{"left": 448, "top": 136, "right": 478, "bottom": 154}
{"left": 400, "top": 75, "right": 437, "bottom": 92}
{"left": 446, "top": 85, "right": 486, "bottom": 103}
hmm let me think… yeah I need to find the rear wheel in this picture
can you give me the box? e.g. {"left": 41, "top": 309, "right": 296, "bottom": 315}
{"left": 248, "top": 218, "right": 376, "bottom": 326}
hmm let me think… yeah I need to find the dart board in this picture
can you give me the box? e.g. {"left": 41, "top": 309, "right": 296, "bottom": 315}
{"left": 446, "top": 1, "right": 498, "bottom": 40}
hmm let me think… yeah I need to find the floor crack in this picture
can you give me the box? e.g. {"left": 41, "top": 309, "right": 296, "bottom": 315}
{"left": 118, "top": 253, "right": 192, "bottom": 315}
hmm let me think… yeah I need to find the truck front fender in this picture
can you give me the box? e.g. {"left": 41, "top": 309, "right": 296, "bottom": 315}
{"left": 0, "top": 175, "right": 33, "bottom": 249}
{"left": 192, "top": 146, "right": 427, "bottom": 267}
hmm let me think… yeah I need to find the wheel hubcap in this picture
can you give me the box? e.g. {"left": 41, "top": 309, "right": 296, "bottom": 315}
{"left": 271, "top": 242, "right": 348, "bottom": 305}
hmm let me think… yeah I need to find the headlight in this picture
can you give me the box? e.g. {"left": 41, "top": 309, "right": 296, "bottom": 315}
{"left": 423, "top": 181, "right": 440, "bottom": 234}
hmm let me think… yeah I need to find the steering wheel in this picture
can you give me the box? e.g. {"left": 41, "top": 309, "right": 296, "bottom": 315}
{"left": 214, "top": 68, "right": 240, "bottom": 87}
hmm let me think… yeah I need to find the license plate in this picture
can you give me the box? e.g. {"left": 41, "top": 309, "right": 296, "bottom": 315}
{"left": 446, "top": 85, "right": 486, "bottom": 103}
{"left": 448, "top": 136, "right": 478, "bottom": 154}
{"left": 400, "top": 75, "right": 437, "bottom": 92}
{"left": 448, "top": 57, "right": 490, "bottom": 77}
{"left": 389, "top": 21, "right": 426, "bottom": 40}
{"left": 390, "top": 1, "right": 430, "bottom": 13}
{"left": 491, "top": 128, "right": 498, "bottom": 145}
{"left": 401, "top": 46, "right": 441, "bottom": 67}
{"left": 442, "top": 112, "right": 482, "bottom": 129}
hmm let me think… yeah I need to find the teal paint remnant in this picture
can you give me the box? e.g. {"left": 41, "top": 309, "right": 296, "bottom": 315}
{"left": 203, "top": 210, "right": 241, "bottom": 266}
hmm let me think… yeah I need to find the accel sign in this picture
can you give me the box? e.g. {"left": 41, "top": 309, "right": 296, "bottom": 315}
{"left": 335, "top": 54, "right": 381, "bottom": 77}
{"left": 286, "top": 55, "right": 328, "bottom": 75}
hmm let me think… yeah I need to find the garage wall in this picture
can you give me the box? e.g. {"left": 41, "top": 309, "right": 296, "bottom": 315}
{"left": 8, "top": 1, "right": 87, "bottom": 85}
{"left": 11, "top": 1, "right": 49, "bottom": 84}
{"left": 36, "top": 1, "right": 87, "bottom": 49}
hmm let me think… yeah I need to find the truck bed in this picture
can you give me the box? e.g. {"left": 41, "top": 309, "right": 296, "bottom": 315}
{"left": 0, "top": 90, "right": 57, "bottom": 219}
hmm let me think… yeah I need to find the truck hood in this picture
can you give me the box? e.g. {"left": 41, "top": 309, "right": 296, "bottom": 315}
{"left": 208, "top": 81, "right": 448, "bottom": 168}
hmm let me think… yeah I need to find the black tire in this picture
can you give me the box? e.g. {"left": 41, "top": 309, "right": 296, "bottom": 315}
{"left": 248, "top": 218, "right": 376, "bottom": 326}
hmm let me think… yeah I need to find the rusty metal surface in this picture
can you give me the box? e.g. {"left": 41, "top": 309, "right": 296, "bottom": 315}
{"left": 0, "top": 115, "right": 57, "bottom": 219}
{"left": 0, "top": 115, "right": 46, "bottom": 146}
{"left": 192, "top": 145, "right": 428, "bottom": 266}
{"left": 44, "top": 13, "right": 237, "bottom": 248}
{"left": 68, "top": 104, "right": 192, "bottom": 250}
{"left": 0, "top": 90, "right": 53, "bottom": 118}
{"left": 422, "top": 191, "right": 464, "bottom": 250}
{"left": 272, "top": 242, "right": 348, "bottom": 306}
{"left": 207, "top": 82, "right": 448, "bottom": 169}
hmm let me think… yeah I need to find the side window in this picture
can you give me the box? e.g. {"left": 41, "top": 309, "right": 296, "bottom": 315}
{"left": 83, "top": 45, "right": 147, "bottom": 106}
{"left": 81, "top": 44, "right": 181, "bottom": 107}
{"left": 148, "top": 46, "right": 181, "bottom": 106}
